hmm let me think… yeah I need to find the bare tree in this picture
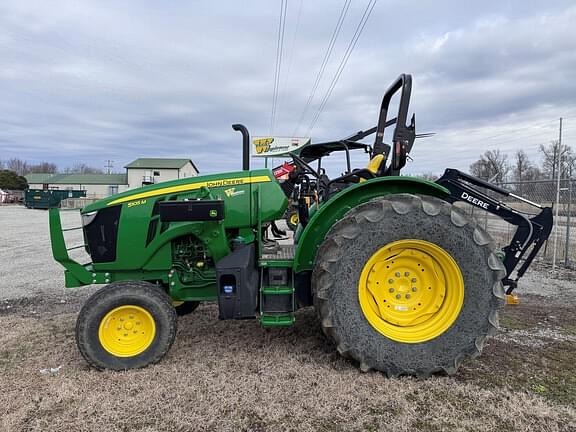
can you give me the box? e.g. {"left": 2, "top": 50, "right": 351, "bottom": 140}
{"left": 415, "top": 172, "right": 439, "bottom": 181}
{"left": 66, "top": 163, "right": 104, "bottom": 174}
{"left": 540, "top": 140, "right": 559, "bottom": 179}
{"left": 513, "top": 150, "right": 531, "bottom": 182}
{"left": 512, "top": 150, "right": 541, "bottom": 181}
{"left": 470, "top": 149, "right": 510, "bottom": 183}
{"left": 511, "top": 150, "right": 544, "bottom": 195}
{"left": 28, "top": 162, "right": 58, "bottom": 174}
{"left": 564, "top": 149, "right": 576, "bottom": 179}
{"left": 6, "top": 158, "right": 29, "bottom": 176}
{"left": 539, "top": 140, "right": 575, "bottom": 180}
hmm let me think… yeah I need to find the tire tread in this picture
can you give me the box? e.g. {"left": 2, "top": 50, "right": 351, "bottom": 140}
{"left": 76, "top": 280, "right": 177, "bottom": 370}
{"left": 312, "top": 193, "right": 505, "bottom": 376}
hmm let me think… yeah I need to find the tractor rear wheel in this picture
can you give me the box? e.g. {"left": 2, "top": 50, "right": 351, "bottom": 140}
{"left": 76, "top": 281, "right": 177, "bottom": 370}
{"left": 312, "top": 194, "right": 506, "bottom": 377}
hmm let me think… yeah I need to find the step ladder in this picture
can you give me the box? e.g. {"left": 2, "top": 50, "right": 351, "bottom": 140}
{"left": 259, "top": 245, "right": 295, "bottom": 327}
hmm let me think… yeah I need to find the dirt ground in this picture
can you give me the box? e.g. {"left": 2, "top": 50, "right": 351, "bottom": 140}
{"left": 1, "top": 205, "right": 575, "bottom": 432}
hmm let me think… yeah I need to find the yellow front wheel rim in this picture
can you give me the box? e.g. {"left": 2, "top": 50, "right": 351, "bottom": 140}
{"left": 98, "top": 305, "right": 156, "bottom": 357}
{"left": 358, "top": 239, "right": 464, "bottom": 343}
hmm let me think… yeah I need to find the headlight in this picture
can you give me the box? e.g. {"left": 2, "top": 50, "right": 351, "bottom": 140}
{"left": 81, "top": 211, "right": 98, "bottom": 226}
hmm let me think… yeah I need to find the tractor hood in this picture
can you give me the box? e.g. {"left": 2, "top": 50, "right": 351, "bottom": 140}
{"left": 81, "top": 169, "right": 277, "bottom": 213}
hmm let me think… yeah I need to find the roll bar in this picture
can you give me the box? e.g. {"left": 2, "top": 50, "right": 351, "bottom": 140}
{"left": 373, "top": 74, "right": 413, "bottom": 155}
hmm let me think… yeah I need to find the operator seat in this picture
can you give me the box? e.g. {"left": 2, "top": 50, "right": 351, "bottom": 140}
{"left": 321, "top": 153, "right": 387, "bottom": 200}
{"left": 360, "top": 154, "right": 385, "bottom": 181}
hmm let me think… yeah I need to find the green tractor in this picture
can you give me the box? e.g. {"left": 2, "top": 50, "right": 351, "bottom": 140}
{"left": 49, "top": 74, "right": 552, "bottom": 376}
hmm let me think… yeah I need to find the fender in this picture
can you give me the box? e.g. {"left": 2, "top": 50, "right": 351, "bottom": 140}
{"left": 292, "top": 176, "right": 449, "bottom": 272}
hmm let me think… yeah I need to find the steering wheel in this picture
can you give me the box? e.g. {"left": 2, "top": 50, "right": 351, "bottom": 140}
{"left": 289, "top": 152, "right": 320, "bottom": 179}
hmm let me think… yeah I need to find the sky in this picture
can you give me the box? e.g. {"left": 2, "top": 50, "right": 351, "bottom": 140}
{"left": 1, "top": 0, "right": 575, "bottom": 177}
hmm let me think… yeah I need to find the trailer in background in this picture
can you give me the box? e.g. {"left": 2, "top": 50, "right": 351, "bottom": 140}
{"left": 24, "top": 189, "right": 86, "bottom": 209}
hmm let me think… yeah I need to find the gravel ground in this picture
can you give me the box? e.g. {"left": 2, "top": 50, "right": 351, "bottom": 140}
{"left": 0, "top": 205, "right": 575, "bottom": 431}
{"left": 0, "top": 206, "right": 89, "bottom": 301}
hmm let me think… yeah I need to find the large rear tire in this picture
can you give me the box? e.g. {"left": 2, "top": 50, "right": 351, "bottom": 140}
{"left": 76, "top": 281, "right": 177, "bottom": 370}
{"left": 312, "top": 194, "right": 505, "bottom": 376}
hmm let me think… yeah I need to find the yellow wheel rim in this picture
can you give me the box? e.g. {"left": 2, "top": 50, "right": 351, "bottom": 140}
{"left": 358, "top": 239, "right": 464, "bottom": 343}
{"left": 98, "top": 305, "right": 156, "bottom": 357}
{"left": 290, "top": 213, "right": 299, "bottom": 226}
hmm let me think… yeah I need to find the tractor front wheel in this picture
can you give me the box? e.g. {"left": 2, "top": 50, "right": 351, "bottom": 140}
{"left": 285, "top": 209, "right": 299, "bottom": 231}
{"left": 76, "top": 281, "right": 177, "bottom": 370}
{"left": 173, "top": 300, "right": 200, "bottom": 316}
{"left": 312, "top": 194, "right": 506, "bottom": 377}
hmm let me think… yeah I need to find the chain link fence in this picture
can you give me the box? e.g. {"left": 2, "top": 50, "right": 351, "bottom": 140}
{"left": 457, "top": 178, "right": 575, "bottom": 268}
{"left": 60, "top": 197, "right": 100, "bottom": 209}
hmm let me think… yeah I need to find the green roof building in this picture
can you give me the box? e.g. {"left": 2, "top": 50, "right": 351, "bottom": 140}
{"left": 25, "top": 173, "right": 55, "bottom": 184}
{"left": 25, "top": 158, "right": 199, "bottom": 199}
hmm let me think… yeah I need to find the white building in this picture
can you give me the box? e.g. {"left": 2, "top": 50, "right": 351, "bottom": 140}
{"left": 25, "top": 158, "right": 199, "bottom": 199}
{"left": 125, "top": 158, "right": 199, "bottom": 189}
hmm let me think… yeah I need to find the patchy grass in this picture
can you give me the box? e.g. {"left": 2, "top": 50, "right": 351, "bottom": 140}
{"left": 458, "top": 295, "right": 576, "bottom": 407}
{"left": 563, "top": 324, "right": 576, "bottom": 336}
{"left": 499, "top": 315, "right": 532, "bottom": 330}
{"left": 459, "top": 338, "right": 576, "bottom": 406}
{"left": 0, "top": 302, "right": 575, "bottom": 432}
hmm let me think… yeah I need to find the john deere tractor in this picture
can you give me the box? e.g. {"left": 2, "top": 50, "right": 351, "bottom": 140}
{"left": 49, "top": 74, "right": 552, "bottom": 376}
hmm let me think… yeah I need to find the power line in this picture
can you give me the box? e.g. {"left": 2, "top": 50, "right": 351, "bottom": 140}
{"left": 460, "top": 120, "right": 558, "bottom": 143}
{"left": 277, "top": 0, "right": 304, "bottom": 124}
{"left": 270, "top": 0, "right": 288, "bottom": 135}
{"left": 307, "top": 0, "right": 378, "bottom": 135}
{"left": 424, "top": 120, "right": 566, "bottom": 153}
{"left": 434, "top": 116, "right": 576, "bottom": 146}
{"left": 463, "top": 130, "right": 569, "bottom": 151}
{"left": 292, "top": 0, "right": 351, "bottom": 136}
{"left": 270, "top": 0, "right": 288, "bottom": 134}
{"left": 464, "top": 132, "right": 558, "bottom": 148}
{"left": 408, "top": 117, "right": 576, "bottom": 170}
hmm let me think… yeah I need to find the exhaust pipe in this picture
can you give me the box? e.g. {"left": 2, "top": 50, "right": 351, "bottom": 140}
{"left": 232, "top": 124, "right": 250, "bottom": 171}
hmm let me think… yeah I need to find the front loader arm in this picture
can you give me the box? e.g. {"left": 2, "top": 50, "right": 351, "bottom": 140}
{"left": 436, "top": 169, "right": 553, "bottom": 294}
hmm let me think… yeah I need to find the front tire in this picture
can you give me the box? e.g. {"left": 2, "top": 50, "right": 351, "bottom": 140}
{"left": 285, "top": 209, "right": 299, "bottom": 231}
{"left": 173, "top": 300, "right": 200, "bottom": 316}
{"left": 76, "top": 281, "right": 177, "bottom": 370}
{"left": 312, "top": 194, "right": 505, "bottom": 377}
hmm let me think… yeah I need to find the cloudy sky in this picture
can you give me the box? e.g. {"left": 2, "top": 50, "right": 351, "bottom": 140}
{"left": 1, "top": 0, "right": 575, "bottom": 176}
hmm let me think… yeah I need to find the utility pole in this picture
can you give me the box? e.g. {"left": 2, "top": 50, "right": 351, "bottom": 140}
{"left": 104, "top": 160, "right": 114, "bottom": 174}
{"left": 565, "top": 177, "right": 572, "bottom": 267}
{"left": 552, "top": 118, "right": 562, "bottom": 270}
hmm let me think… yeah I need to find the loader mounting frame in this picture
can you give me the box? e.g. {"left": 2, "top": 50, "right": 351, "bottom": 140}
{"left": 436, "top": 168, "right": 553, "bottom": 294}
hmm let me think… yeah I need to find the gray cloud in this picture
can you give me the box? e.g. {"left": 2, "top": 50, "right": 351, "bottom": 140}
{"left": 0, "top": 0, "right": 575, "bottom": 177}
